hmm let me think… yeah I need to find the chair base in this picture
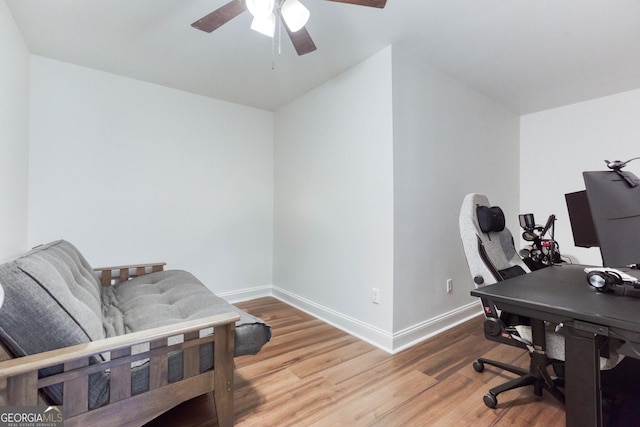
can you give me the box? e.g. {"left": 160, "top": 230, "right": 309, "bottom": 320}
{"left": 474, "top": 357, "right": 565, "bottom": 409}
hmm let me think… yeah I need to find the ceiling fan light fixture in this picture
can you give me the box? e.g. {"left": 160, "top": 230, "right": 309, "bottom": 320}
{"left": 250, "top": 13, "right": 276, "bottom": 37}
{"left": 281, "top": 0, "right": 310, "bottom": 32}
{"left": 246, "top": 0, "right": 275, "bottom": 19}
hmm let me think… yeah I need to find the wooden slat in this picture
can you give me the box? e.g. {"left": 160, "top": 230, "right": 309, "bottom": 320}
{"left": 95, "top": 262, "right": 166, "bottom": 287}
{"left": 119, "top": 268, "right": 130, "bottom": 283}
{"left": 183, "top": 331, "right": 200, "bottom": 379}
{"left": 149, "top": 338, "right": 169, "bottom": 390}
{"left": 214, "top": 322, "right": 235, "bottom": 427}
{"left": 63, "top": 358, "right": 89, "bottom": 417}
{"left": 6, "top": 371, "right": 38, "bottom": 406}
{"left": 101, "top": 269, "right": 112, "bottom": 287}
{"left": 109, "top": 347, "right": 132, "bottom": 403}
{"left": 94, "top": 262, "right": 166, "bottom": 273}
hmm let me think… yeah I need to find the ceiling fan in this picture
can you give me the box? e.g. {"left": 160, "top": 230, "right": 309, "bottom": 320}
{"left": 191, "top": 0, "right": 387, "bottom": 56}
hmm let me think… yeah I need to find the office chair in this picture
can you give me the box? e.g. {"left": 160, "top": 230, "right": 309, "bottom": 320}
{"left": 459, "top": 194, "right": 624, "bottom": 408}
{"left": 459, "top": 193, "right": 567, "bottom": 408}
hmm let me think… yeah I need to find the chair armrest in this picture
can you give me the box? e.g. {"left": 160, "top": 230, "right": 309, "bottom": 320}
{"left": 94, "top": 262, "right": 167, "bottom": 287}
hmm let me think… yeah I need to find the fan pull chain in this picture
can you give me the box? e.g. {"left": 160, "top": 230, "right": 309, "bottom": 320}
{"left": 271, "top": 12, "right": 284, "bottom": 70}
{"left": 278, "top": 14, "right": 282, "bottom": 55}
{"left": 272, "top": 29, "right": 276, "bottom": 70}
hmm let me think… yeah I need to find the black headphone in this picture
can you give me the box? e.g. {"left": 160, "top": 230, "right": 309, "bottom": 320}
{"left": 586, "top": 270, "right": 640, "bottom": 297}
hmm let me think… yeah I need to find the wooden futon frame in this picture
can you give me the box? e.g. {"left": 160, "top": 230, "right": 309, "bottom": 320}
{"left": 0, "top": 263, "right": 238, "bottom": 427}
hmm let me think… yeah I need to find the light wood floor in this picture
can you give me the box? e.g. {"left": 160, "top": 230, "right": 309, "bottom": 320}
{"left": 145, "top": 297, "right": 566, "bottom": 426}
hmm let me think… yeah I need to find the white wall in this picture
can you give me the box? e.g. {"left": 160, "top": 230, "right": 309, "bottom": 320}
{"left": 392, "top": 42, "right": 521, "bottom": 341}
{"left": 28, "top": 56, "right": 274, "bottom": 293}
{"left": 0, "top": 1, "right": 30, "bottom": 260}
{"left": 273, "top": 47, "right": 395, "bottom": 344}
{"left": 520, "top": 89, "right": 640, "bottom": 266}
{"left": 273, "top": 44, "right": 521, "bottom": 352}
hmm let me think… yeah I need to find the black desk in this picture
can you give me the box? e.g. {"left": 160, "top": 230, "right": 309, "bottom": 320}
{"left": 471, "top": 263, "right": 640, "bottom": 427}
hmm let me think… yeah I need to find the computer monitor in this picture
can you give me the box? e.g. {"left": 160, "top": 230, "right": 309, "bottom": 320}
{"left": 583, "top": 170, "right": 640, "bottom": 267}
{"left": 565, "top": 190, "right": 599, "bottom": 248}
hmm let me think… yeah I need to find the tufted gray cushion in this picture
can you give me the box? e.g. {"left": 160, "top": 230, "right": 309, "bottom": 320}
{"left": 0, "top": 241, "right": 109, "bottom": 407}
{"left": 102, "top": 270, "right": 271, "bottom": 401}
{"left": 102, "top": 269, "right": 271, "bottom": 357}
{"left": 16, "top": 241, "right": 105, "bottom": 342}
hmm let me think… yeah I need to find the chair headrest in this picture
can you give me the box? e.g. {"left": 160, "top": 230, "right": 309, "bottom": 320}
{"left": 476, "top": 205, "right": 505, "bottom": 233}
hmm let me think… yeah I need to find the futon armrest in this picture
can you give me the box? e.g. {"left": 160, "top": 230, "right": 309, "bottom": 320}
{"left": 0, "top": 312, "right": 239, "bottom": 426}
{"left": 94, "top": 262, "right": 167, "bottom": 286}
{"left": 0, "top": 312, "right": 239, "bottom": 380}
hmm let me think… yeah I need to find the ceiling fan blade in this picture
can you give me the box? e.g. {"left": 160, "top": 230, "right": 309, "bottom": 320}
{"left": 324, "top": 0, "right": 387, "bottom": 8}
{"left": 282, "top": 19, "right": 317, "bottom": 56}
{"left": 285, "top": 26, "right": 317, "bottom": 56}
{"left": 191, "top": 0, "right": 247, "bottom": 33}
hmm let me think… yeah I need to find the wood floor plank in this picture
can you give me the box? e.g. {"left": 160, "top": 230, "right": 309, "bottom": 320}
{"left": 315, "top": 342, "right": 394, "bottom": 386}
{"left": 256, "top": 322, "right": 347, "bottom": 358}
{"left": 306, "top": 369, "right": 438, "bottom": 426}
{"left": 233, "top": 368, "right": 301, "bottom": 417}
{"left": 238, "top": 375, "right": 337, "bottom": 426}
{"left": 370, "top": 372, "right": 497, "bottom": 427}
{"left": 289, "top": 338, "right": 376, "bottom": 379}
{"left": 236, "top": 334, "right": 360, "bottom": 381}
{"left": 414, "top": 333, "right": 495, "bottom": 381}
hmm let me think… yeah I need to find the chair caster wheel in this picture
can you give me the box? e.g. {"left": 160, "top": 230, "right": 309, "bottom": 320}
{"left": 483, "top": 393, "right": 497, "bottom": 409}
{"left": 473, "top": 361, "right": 484, "bottom": 372}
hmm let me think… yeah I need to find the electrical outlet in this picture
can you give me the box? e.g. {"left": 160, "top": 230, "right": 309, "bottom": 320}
{"left": 372, "top": 288, "right": 380, "bottom": 304}
{"left": 446, "top": 279, "right": 453, "bottom": 293}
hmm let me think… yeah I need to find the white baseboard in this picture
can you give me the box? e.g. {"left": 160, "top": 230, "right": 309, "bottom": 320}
{"left": 390, "top": 302, "right": 482, "bottom": 353}
{"left": 221, "top": 284, "right": 483, "bottom": 354}
{"left": 218, "top": 285, "right": 272, "bottom": 303}
{"left": 271, "top": 285, "right": 396, "bottom": 353}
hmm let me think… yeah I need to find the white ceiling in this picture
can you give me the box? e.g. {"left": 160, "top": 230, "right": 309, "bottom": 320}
{"left": 7, "top": 0, "right": 640, "bottom": 113}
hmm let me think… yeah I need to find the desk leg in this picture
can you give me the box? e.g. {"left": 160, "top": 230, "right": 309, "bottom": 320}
{"left": 564, "top": 325, "right": 602, "bottom": 427}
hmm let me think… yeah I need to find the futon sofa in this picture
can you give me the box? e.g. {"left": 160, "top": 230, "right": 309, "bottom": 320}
{"left": 0, "top": 240, "right": 271, "bottom": 426}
